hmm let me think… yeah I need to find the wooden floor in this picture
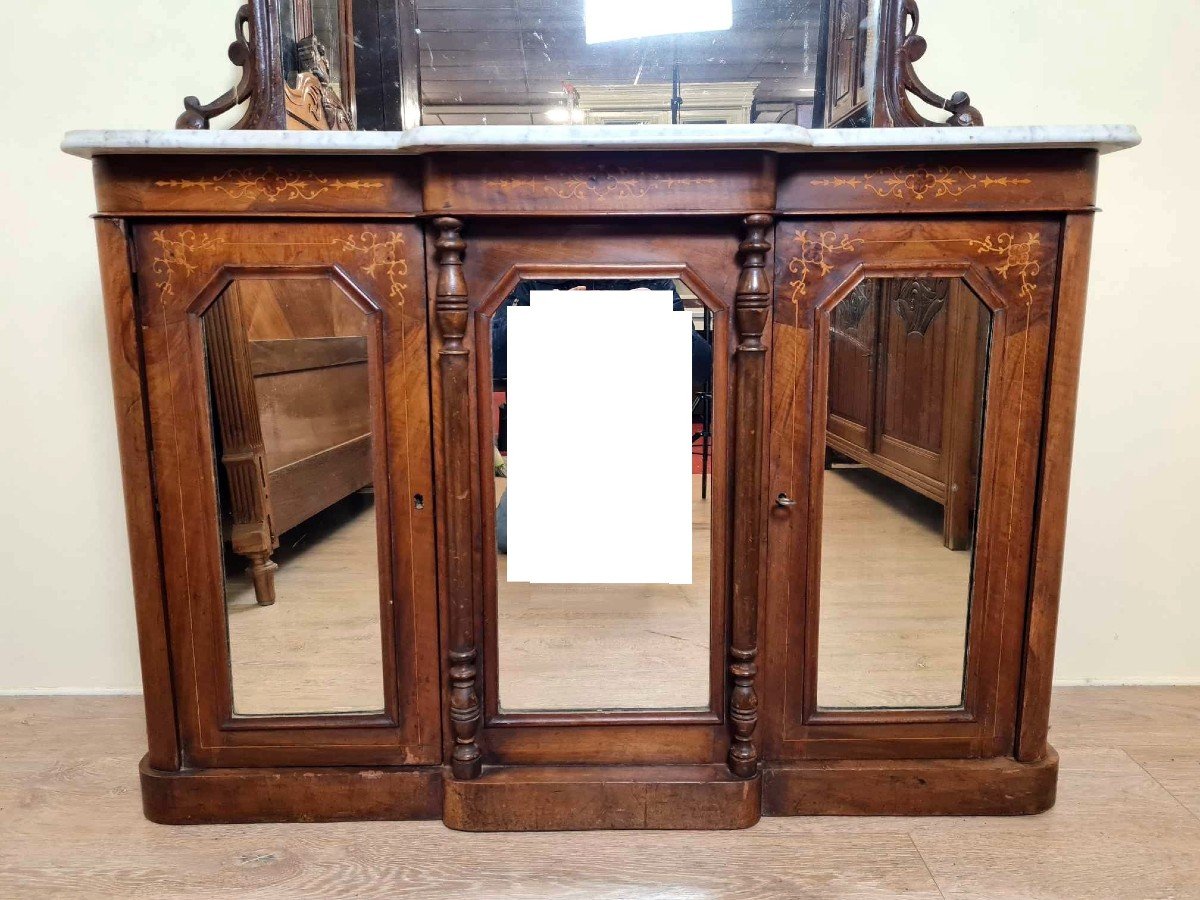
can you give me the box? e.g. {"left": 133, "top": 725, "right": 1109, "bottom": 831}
{"left": 2, "top": 688, "right": 1199, "bottom": 898}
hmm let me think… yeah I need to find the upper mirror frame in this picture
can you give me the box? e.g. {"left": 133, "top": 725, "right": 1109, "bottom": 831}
{"left": 175, "top": 0, "right": 983, "bottom": 131}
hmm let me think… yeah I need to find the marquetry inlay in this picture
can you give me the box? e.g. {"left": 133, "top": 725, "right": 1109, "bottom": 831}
{"left": 150, "top": 229, "right": 227, "bottom": 298}
{"left": 968, "top": 232, "right": 1042, "bottom": 303}
{"left": 332, "top": 232, "right": 410, "bottom": 300}
{"left": 785, "top": 229, "right": 1045, "bottom": 307}
{"left": 155, "top": 167, "right": 384, "bottom": 202}
{"left": 811, "top": 165, "right": 1032, "bottom": 201}
{"left": 483, "top": 169, "right": 716, "bottom": 200}
{"left": 785, "top": 230, "right": 865, "bottom": 304}
{"left": 149, "top": 229, "right": 409, "bottom": 301}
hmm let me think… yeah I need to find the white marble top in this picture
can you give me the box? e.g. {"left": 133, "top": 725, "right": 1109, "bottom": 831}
{"left": 62, "top": 124, "right": 1139, "bottom": 159}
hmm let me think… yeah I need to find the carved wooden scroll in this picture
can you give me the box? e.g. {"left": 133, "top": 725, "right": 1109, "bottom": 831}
{"left": 177, "top": 1, "right": 286, "bottom": 130}
{"left": 875, "top": 0, "right": 983, "bottom": 127}
{"left": 728, "top": 214, "right": 772, "bottom": 778}
{"left": 177, "top": 1, "right": 352, "bottom": 131}
{"left": 434, "top": 217, "right": 483, "bottom": 780}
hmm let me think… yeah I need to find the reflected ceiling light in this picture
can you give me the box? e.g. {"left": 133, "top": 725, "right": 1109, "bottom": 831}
{"left": 545, "top": 106, "right": 586, "bottom": 124}
{"left": 585, "top": 0, "right": 733, "bottom": 45}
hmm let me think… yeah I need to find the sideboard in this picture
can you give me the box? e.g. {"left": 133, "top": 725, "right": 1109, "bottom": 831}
{"left": 66, "top": 123, "right": 1138, "bottom": 829}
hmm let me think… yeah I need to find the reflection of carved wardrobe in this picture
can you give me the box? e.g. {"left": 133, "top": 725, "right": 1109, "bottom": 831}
{"left": 825, "top": 278, "right": 988, "bottom": 550}
{"left": 204, "top": 279, "right": 372, "bottom": 605}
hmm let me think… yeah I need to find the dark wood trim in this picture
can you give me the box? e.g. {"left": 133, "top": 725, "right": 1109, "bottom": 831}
{"left": 443, "top": 765, "right": 761, "bottom": 831}
{"left": 728, "top": 214, "right": 773, "bottom": 777}
{"left": 140, "top": 756, "right": 442, "bottom": 824}
{"left": 95, "top": 218, "right": 181, "bottom": 772}
{"left": 352, "top": 0, "right": 421, "bottom": 130}
{"left": 762, "top": 747, "right": 1057, "bottom": 816}
{"left": 433, "top": 217, "right": 483, "bottom": 780}
{"left": 1017, "top": 213, "right": 1095, "bottom": 762}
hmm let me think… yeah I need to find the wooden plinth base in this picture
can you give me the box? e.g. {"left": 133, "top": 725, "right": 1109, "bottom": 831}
{"left": 443, "top": 764, "right": 762, "bottom": 831}
{"left": 140, "top": 750, "right": 1057, "bottom": 826}
{"left": 762, "top": 748, "right": 1059, "bottom": 816}
{"left": 139, "top": 756, "right": 443, "bottom": 825}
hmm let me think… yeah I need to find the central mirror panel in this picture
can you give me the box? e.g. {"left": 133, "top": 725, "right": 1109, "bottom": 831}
{"left": 201, "top": 277, "right": 386, "bottom": 717}
{"left": 488, "top": 279, "right": 722, "bottom": 713}
{"left": 816, "top": 276, "right": 992, "bottom": 710}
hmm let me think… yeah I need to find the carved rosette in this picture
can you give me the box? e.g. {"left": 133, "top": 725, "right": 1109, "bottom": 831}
{"left": 433, "top": 217, "right": 482, "bottom": 780}
{"left": 728, "top": 214, "right": 772, "bottom": 779}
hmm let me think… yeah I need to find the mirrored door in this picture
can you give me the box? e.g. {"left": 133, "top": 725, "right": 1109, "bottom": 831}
{"left": 479, "top": 278, "right": 729, "bottom": 716}
{"left": 134, "top": 221, "right": 439, "bottom": 767}
{"left": 764, "top": 218, "right": 1060, "bottom": 759}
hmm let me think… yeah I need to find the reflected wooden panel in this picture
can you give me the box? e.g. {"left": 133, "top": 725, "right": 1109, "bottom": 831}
{"left": 201, "top": 276, "right": 386, "bottom": 717}
{"left": 817, "top": 276, "right": 990, "bottom": 710}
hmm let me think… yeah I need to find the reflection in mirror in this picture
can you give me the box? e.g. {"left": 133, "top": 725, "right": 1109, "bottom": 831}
{"left": 413, "top": 0, "right": 829, "bottom": 126}
{"left": 202, "top": 277, "right": 385, "bottom": 716}
{"left": 817, "top": 277, "right": 990, "bottom": 709}
{"left": 492, "top": 280, "right": 717, "bottom": 712}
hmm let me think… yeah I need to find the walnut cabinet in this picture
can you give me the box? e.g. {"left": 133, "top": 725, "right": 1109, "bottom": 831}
{"left": 72, "top": 128, "right": 1133, "bottom": 829}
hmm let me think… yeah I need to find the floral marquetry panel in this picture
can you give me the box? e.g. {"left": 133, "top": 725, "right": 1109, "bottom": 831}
{"left": 93, "top": 156, "right": 421, "bottom": 215}
{"left": 778, "top": 151, "right": 1098, "bottom": 215}
{"left": 773, "top": 218, "right": 1059, "bottom": 329}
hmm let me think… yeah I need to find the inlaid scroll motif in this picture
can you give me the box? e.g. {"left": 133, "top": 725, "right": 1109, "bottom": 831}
{"left": 333, "top": 232, "right": 410, "bottom": 300}
{"left": 812, "top": 166, "right": 1031, "bottom": 201}
{"left": 155, "top": 167, "right": 383, "bottom": 202}
{"left": 484, "top": 168, "right": 716, "bottom": 200}
{"left": 969, "top": 232, "right": 1041, "bottom": 303}
{"left": 894, "top": 278, "right": 949, "bottom": 336}
{"left": 785, "top": 231, "right": 865, "bottom": 304}
{"left": 147, "top": 229, "right": 409, "bottom": 303}
{"left": 150, "top": 229, "right": 226, "bottom": 298}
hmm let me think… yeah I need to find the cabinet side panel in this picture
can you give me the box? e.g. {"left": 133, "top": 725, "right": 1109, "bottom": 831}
{"left": 1018, "top": 213, "right": 1095, "bottom": 761}
{"left": 95, "top": 217, "right": 180, "bottom": 771}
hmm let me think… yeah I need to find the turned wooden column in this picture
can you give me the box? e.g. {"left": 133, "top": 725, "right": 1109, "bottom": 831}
{"left": 433, "top": 217, "right": 483, "bottom": 780}
{"left": 203, "top": 285, "right": 278, "bottom": 606}
{"left": 728, "top": 214, "right": 772, "bottom": 778}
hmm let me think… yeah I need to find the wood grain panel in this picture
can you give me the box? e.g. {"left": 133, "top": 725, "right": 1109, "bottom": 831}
{"left": 424, "top": 151, "right": 775, "bottom": 214}
{"left": 94, "top": 155, "right": 421, "bottom": 216}
{"left": 779, "top": 150, "right": 1099, "bottom": 214}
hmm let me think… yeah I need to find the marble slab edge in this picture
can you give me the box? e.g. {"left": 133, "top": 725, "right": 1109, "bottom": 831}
{"left": 62, "top": 124, "right": 1140, "bottom": 159}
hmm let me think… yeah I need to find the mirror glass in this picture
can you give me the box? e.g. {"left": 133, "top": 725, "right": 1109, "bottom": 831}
{"left": 816, "top": 276, "right": 991, "bottom": 710}
{"left": 201, "top": 277, "right": 385, "bottom": 716}
{"left": 412, "top": 0, "right": 845, "bottom": 126}
{"left": 492, "top": 280, "right": 718, "bottom": 712}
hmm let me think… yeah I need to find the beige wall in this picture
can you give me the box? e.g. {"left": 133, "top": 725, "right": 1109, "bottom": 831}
{"left": 0, "top": 2, "right": 1195, "bottom": 692}
{"left": 919, "top": 0, "right": 1200, "bottom": 683}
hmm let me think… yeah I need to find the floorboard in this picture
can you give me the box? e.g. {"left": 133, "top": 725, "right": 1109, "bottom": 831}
{"left": 2, "top": 688, "right": 1198, "bottom": 899}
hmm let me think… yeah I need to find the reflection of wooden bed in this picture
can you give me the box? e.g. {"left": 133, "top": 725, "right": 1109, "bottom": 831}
{"left": 826, "top": 278, "right": 988, "bottom": 550}
{"left": 204, "top": 279, "right": 371, "bottom": 605}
